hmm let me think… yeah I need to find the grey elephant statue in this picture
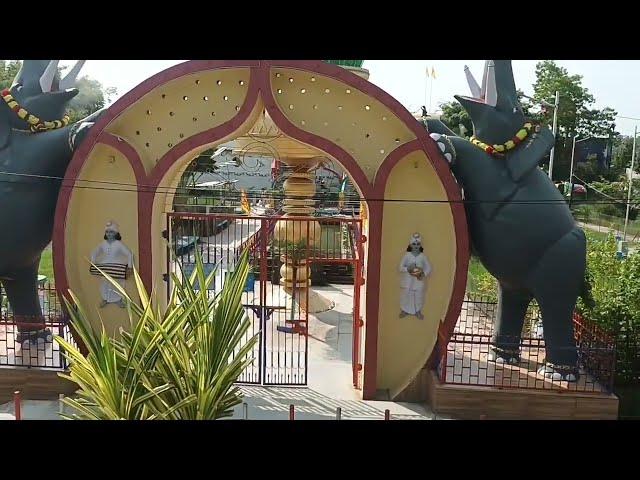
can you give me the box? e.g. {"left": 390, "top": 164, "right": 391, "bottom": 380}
{"left": 0, "top": 60, "right": 104, "bottom": 343}
{"left": 423, "top": 60, "right": 586, "bottom": 382}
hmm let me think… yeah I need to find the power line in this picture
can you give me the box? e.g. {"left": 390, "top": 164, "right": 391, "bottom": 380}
{"left": 0, "top": 169, "right": 637, "bottom": 207}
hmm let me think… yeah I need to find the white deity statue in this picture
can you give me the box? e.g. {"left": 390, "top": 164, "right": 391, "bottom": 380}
{"left": 399, "top": 233, "right": 432, "bottom": 320}
{"left": 90, "top": 221, "right": 134, "bottom": 308}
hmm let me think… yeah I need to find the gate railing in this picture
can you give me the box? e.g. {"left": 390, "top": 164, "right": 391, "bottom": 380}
{"left": 167, "top": 212, "right": 362, "bottom": 387}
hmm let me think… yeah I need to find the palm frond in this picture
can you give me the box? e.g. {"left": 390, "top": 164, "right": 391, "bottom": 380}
{"left": 57, "top": 248, "right": 257, "bottom": 420}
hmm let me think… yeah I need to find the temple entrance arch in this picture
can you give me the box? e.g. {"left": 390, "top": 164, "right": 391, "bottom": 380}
{"left": 53, "top": 60, "right": 469, "bottom": 400}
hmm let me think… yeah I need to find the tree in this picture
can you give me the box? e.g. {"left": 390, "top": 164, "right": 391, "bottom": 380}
{"left": 67, "top": 75, "right": 117, "bottom": 123}
{"left": 0, "top": 60, "right": 21, "bottom": 89}
{"left": 531, "top": 61, "right": 618, "bottom": 180}
{"left": 178, "top": 149, "right": 224, "bottom": 189}
{"left": 439, "top": 100, "right": 472, "bottom": 137}
{"left": 0, "top": 60, "right": 116, "bottom": 122}
{"left": 611, "top": 135, "right": 640, "bottom": 177}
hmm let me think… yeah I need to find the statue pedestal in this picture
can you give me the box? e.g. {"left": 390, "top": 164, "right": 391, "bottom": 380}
{"left": 419, "top": 369, "right": 619, "bottom": 420}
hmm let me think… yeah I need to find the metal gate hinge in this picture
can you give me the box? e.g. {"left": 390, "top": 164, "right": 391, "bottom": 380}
{"left": 162, "top": 230, "right": 168, "bottom": 239}
{"left": 162, "top": 273, "right": 169, "bottom": 282}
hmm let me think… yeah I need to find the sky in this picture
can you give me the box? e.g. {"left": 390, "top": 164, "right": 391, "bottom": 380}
{"left": 58, "top": 60, "right": 640, "bottom": 137}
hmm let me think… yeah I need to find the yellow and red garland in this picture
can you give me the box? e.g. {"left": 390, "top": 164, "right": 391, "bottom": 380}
{"left": 1, "top": 88, "right": 70, "bottom": 133}
{"left": 471, "top": 121, "right": 540, "bottom": 156}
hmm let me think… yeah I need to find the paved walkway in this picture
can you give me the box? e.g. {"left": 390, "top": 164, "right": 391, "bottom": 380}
{"left": 0, "top": 388, "right": 443, "bottom": 420}
{"left": 578, "top": 221, "right": 638, "bottom": 242}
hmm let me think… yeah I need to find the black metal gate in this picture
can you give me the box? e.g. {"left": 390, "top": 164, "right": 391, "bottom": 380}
{"left": 167, "top": 212, "right": 362, "bottom": 386}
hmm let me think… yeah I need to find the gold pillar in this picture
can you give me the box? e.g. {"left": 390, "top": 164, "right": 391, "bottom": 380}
{"left": 232, "top": 111, "right": 332, "bottom": 313}
{"left": 274, "top": 157, "right": 322, "bottom": 310}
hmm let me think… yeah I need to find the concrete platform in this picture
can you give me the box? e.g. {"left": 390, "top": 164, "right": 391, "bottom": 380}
{"left": 426, "top": 370, "right": 619, "bottom": 420}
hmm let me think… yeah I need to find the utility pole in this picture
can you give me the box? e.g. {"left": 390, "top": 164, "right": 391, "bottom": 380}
{"left": 624, "top": 125, "right": 637, "bottom": 241}
{"left": 548, "top": 90, "right": 560, "bottom": 180}
{"left": 568, "top": 135, "right": 578, "bottom": 208}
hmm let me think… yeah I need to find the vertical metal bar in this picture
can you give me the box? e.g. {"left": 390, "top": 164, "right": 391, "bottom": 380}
{"left": 289, "top": 404, "right": 295, "bottom": 420}
{"left": 384, "top": 409, "right": 390, "bottom": 421}
{"left": 548, "top": 90, "right": 559, "bottom": 180}
{"left": 14, "top": 391, "right": 21, "bottom": 420}
{"left": 624, "top": 125, "right": 637, "bottom": 242}
{"left": 243, "top": 402, "right": 249, "bottom": 420}
{"left": 569, "top": 135, "right": 578, "bottom": 208}
{"left": 166, "top": 213, "right": 172, "bottom": 303}
{"left": 304, "top": 219, "right": 310, "bottom": 384}
{"left": 353, "top": 249, "right": 361, "bottom": 388}
{"left": 260, "top": 217, "right": 268, "bottom": 385}
{"left": 59, "top": 394, "right": 65, "bottom": 415}
{"left": 336, "top": 407, "right": 342, "bottom": 421}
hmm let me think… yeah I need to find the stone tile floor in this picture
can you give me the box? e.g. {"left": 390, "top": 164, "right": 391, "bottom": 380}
{"left": 0, "top": 387, "right": 444, "bottom": 420}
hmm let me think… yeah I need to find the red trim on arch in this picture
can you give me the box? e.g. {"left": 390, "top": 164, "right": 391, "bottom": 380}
{"left": 52, "top": 60, "right": 470, "bottom": 401}
{"left": 98, "top": 133, "right": 146, "bottom": 183}
{"left": 53, "top": 61, "right": 262, "bottom": 296}
{"left": 373, "top": 139, "right": 470, "bottom": 388}
{"left": 257, "top": 64, "right": 373, "bottom": 199}
{"left": 135, "top": 67, "right": 262, "bottom": 289}
{"left": 52, "top": 132, "right": 146, "bottom": 298}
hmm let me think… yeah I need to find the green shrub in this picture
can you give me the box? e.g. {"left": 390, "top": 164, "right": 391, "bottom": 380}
{"left": 55, "top": 250, "right": 257, "bottom": 420}
{"left": 577, "top": 232, "right": 640, "bottom": 386}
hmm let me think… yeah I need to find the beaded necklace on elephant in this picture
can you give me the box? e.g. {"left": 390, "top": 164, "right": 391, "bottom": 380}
{"left": 1, "top": 89, "right": 70, "bottom": 132}
{"left": 470, "top": 121, "right": 540, "bottom": 156}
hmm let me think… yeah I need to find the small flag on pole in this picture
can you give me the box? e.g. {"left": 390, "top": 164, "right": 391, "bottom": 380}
{"left": 431, "top": 66, "right": 437, "bottom": 79}
{"left": 426, "top": 66, "right": 431, "bottom": 78}
{"left": 240, "top": 189, "right": 251, "bottom": 214}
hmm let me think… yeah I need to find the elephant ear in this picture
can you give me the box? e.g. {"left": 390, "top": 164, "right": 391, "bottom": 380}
{"left": 505, "top": 128, "right": 555, "bottom": 182}
{"left": 0, "top": 103, "right": 10, "bottom": 151}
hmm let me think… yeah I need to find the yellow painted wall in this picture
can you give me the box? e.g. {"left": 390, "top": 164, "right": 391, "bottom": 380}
{"left": 60, "top": 64, "right": 460, "bottom": 400}
{"left": 269, "top": 68, "right": 417, "bottom": 183}
{"left": 376, "top": 150, "right": 457, "bottom": 398}
{"left": 64, "top": 144, "right": 139, "bottom": 336}
{"left": 106, "top": 68, "right": 252, "bottom": 174}
{"left": 150, "top": 100, "right": 265, "bottom": 308}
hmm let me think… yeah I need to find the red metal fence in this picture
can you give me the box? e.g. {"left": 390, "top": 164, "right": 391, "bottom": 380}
{"left": 440, "top": 294, "right": 616, "bottom": 393}
{"left": 0, "top": 283, "right": 76, "bottom": 370}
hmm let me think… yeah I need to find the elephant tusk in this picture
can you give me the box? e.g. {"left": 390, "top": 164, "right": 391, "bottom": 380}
{"left": 480, "top": 60, "right": 489, "bottom": 100}
{"left": 59, "top": 60, "right": 86, "bottom": 90}
{"left": 464, "top": 65, "right": 482, "bottom": 99}
{"left": 39, "top": 60, "right": 59, "bottom": 93}
{"left": 484, "top": 60, "right": 497, "bottom": 107}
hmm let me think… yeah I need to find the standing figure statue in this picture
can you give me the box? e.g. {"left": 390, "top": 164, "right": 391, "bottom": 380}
{"left": 0, "top": 60, "right": 105, "bottom": 343}
{"left": 90, "top": 221, "right": 134, "bottom": 308}
{"left": 422, "top": 60, "right": 587, "bottom": 382}
{"left": 399, "top": 233, "right": 432, "bottom": 320}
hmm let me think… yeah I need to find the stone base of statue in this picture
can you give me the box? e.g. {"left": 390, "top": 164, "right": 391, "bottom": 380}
{"left": 391, "top": 368, "right": 619, "bottom": 420}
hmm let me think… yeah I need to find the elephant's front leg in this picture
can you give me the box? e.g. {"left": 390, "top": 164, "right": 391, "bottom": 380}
{"left": 491, "top": 286, "right": 533, "bottom": 364}
{"left": 2, "top": 261, "right": 52, "bottom": 343}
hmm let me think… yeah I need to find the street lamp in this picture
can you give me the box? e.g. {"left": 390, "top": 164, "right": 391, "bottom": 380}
{"left": 548, "top": 91, "right": 560, "bottom": 180}
{"left": 624, "top": 126, "right": 637, "bottom": 242}
{"left": 519, "top": 91, "right": 560, "bottom": 179}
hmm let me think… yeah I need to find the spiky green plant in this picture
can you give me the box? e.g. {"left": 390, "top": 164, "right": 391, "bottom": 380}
{"left": 55, "top": 250, "right": 257, "bottom": 420}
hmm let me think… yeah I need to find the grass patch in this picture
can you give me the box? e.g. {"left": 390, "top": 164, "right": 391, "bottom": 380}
{"left": 38, "top": 246, "right": 54, "bottom": 281}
